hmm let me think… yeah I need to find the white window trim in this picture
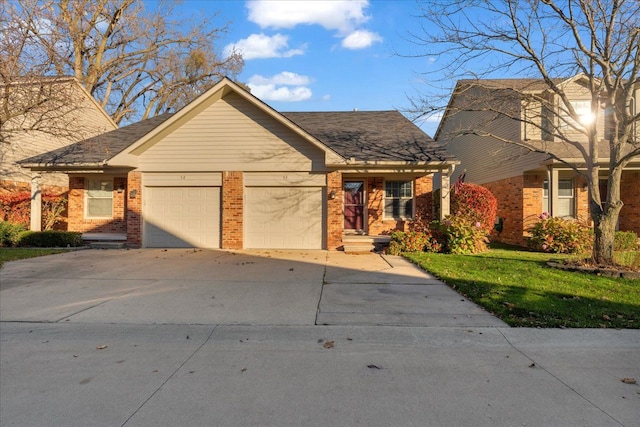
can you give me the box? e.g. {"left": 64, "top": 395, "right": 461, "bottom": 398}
{"left": 85, "top": 178, "right": 114, "bottom": 219}
{"left": 383, "top": 179, "right": 414, "bottom": 220}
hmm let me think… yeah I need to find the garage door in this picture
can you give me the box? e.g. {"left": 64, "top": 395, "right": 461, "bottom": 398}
{"left": 144, "top": 187, "right": 220, "bottom": 248}
{"left": 245, "top": 187, "right": 323, "bottom": 249}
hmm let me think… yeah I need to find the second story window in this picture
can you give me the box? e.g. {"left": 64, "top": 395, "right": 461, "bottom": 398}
{"left": 561, "top": 100, "right": 595, "bottom": 129}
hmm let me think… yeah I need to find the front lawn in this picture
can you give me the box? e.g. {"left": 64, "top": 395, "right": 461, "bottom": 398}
{"left": 405, "top": 246, "right": 640, "bottom": 328}
{"left": 0, "top": 248, "right": 66, "bottom": 269}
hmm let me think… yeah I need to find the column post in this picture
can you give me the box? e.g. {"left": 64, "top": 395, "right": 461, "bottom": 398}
{"left": 30, "top": 173, "right": 42, "bottom": 231}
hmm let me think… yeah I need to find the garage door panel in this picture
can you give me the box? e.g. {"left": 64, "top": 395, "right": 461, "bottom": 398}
{"left": 144, "top": 187, "right": 220, "bottom": 248}
{"left": 246, "top": 187, "right": 323, "bottom": 249}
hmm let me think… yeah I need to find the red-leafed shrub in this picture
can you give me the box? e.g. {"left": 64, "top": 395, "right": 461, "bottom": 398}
{"left": 451, "top": 182, "right": 497, "bottom": 234}
{"left": 0, "top": 191, "right": 67, "bottom": 230}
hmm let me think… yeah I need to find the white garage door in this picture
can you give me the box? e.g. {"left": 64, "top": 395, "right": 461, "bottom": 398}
{"left": 245, "top": 187, "right": 323, "bottom": 249}
{"left": 144, "top": 187, "right": 220, "bottom": 248}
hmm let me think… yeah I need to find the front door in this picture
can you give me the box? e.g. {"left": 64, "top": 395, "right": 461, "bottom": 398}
{"left": 343, "top": 181, "right": 365, "bottom": 231}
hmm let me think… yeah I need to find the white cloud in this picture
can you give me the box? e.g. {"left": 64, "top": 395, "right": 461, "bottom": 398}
{"left": 341, "top": 30, "right": 382, "bottom": 49}
{"left": 249, "top": 72, "right": 310, "bottom": 86}
{"left": 224, "top": 33, "right": 305, "bottom": 60}
{"left": 247, "top": 0, "right": 370, "bottom": 34}
{"left": 247, "top": 72, "right": 313, "bottom": 102}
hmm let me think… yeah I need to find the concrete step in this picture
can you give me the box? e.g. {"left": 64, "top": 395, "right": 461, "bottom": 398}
{"left": 90, "top": 242, "right": 126, "bottom": 249}
{"left": 342, "top": 243, "right": 375, "bottom": 253}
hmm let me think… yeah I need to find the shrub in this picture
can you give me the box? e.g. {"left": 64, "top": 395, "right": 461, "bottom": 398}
{"left": 528, "top": 215, "right": 593, "bottom": 254}
{"left": 17, "top": 231, "right": 84, "bottom": 248}
{"left": 386, "top": 230, "right": 441, "bottom": 255}
{"left": 614, "top": 231, "right": 638, "bottom": 251}
{"left": 0, "top": 221, "right": 27, "bottom": 247}
{"left": 434, "top": 215, "right": 489, "bottom": 254}
{"left": 0, "top": 191, "right": 68, "bottom": 230}
{"left": 451, "top": 182, "right": 498, "bottom": 234}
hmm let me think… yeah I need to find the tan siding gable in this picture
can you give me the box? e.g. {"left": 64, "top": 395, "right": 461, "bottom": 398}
{"left": 138, "top": 92, "right": 326, "bottom": 172}
{"left": 1, "top": 81, "right": 116, "bottom": 186}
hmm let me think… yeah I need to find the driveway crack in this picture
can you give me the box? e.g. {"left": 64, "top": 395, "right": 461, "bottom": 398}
{"left": 120, "top": 325, "right": 218, "bottom": 426}
{"left": 496, "top": 329, "right": 626, "bottom": 427}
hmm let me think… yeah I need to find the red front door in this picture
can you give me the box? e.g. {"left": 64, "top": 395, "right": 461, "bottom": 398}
{"left": 344, "top": 181, "right": 365, "bottom": 231}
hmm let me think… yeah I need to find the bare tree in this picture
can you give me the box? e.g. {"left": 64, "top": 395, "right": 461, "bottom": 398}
{"left": 409, "top": 0, "right": 639, "bottom": 265}
{"left": 4, "top": 0, "right": 243, "bottom": 125}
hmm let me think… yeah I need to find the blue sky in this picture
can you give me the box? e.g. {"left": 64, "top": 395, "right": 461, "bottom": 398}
{"left": 179, "top": 0, "right": 441, "bottom": 136}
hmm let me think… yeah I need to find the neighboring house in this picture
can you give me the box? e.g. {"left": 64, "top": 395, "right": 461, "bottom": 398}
{"left": 1, "top": 76, "right": 117, "bottom": 228}
{"left": 436, "top": 75, "right": 640, "bottom": 246}
{"left": 20, "top": 77, "right": 457, "bottom": 250}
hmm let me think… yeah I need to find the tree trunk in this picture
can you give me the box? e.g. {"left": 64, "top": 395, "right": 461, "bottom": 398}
{"left": 592, "top": 213, "right": 616, "bottom": 265}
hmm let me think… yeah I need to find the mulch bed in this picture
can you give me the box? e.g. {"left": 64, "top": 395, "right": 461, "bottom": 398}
{"left": 547, "top": 261, "right": 640, "bottom": 280}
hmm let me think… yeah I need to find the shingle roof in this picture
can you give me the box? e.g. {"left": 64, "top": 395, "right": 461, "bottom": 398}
{"left": 19, "top": 113, "right": 174, "bottom": 166}
{"left": 21, "top": 109, "right": 455, "bottom": 167}
{"left": 282, "top": 110, "right": 455, "bottom": 162}
{"left": 457, "top": 78, "right": 566, "bottom": 92}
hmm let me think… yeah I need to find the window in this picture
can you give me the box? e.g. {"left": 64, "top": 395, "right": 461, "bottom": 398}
{"left": 86, "top": 179, "right": 113, "bottom": 218}
{"left": 384, "top": 180, "right": 413, "bottom": 218}
{"left": 543, "top": 179, "right": 574, "bottom": 218}
{"left": 561, "top": 100, "right": 594, "bottom": 129}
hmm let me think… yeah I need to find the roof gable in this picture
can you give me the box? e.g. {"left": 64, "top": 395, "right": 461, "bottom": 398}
{"left": 109, "top": 77, "right": 344, "bottom": 167}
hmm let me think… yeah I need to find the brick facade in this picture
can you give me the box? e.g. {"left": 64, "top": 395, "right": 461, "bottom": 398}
{"left": 126, "top": 172, "right": 142, "bottom": 247}
{"left": 484, "top": 171, "right": 639, "bottom": 247}
{"left": 326, "top": 171, "right": 343, "bottom": 249}
{"left": 67, "top": 175, "right": 127, "bottom": 234}
{"left": 620, "top": 171, "right": 640, "bottom": 234}
{"left": 221, "top": 171, "right": 243, "bottom": 249}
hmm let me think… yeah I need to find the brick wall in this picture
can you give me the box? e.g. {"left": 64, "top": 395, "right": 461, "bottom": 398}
{"left": 326, "top": 171, "right": 343, "bottom": 250}
{"left": 67, "top": 175, "right": 127, "bottom": 234}
{"left": 366, "top": 175, "right": 434, "bottom": 236}
{"left": 222, "top": 171, "right": 243, "bottom": 249}
{"left": 620, "top": 170, "right": 640, "bottom": 234}
{"left": 483, "top": 175, "right": 528, "bottom": 246}
{"left": 126, "top": 171, "right": 142, "bottom": 247}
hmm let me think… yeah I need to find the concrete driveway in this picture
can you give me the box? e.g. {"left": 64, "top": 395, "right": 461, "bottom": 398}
{"left": 2, "top": 250, "right": 638, "bottom": 427}
{"left": 0, "top": 248, "right": 504, "bottom": 327}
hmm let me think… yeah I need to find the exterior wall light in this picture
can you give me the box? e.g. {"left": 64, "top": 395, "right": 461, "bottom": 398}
{"left": 329, "top": 190, "right": 337, "bottom": 200}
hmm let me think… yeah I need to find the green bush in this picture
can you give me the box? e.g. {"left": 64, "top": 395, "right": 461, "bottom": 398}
{"left": 528, "top": 215, "right": 593, "bottom": 254}
{"left": 0, "top": 221, "right": 27, "bottom": 247}
{"left": 17, "top": 231, "right": 84, "bottom": 248}
{"left": 386, "top": 230, "right": 442, "bottom": 255}
{"left": 434, "top": 215, "right": 489, "bottom": 254}
{"left": 614, "top": 231, "right": 638, "bottom": 251}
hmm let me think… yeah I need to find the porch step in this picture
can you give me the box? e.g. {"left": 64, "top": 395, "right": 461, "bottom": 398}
{"left": 342, "top": 243, "right": 375, "bottom": 253}
{"left": 341, "top": 235, "right": 391, "bottom": 253}
{"left": 89, "top": 241, "right": 126, "bottom": 249}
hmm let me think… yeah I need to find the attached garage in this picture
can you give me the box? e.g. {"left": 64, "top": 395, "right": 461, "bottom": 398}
{"left": 244, "top": 173, "right": 324, "bottom": 249}
{"left": 143, "top": 173, "right": 221, "bottom": 248}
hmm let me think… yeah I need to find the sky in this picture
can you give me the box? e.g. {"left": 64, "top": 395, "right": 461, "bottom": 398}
{"left": 178, "top": 0, "right": 441, "bottom": 136}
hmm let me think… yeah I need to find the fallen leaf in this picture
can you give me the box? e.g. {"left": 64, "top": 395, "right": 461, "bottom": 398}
{"left": 96, "top": 345, "right": 108, "bottom": 350}
{"left": 621, "top": 378, "right": 637, "bottom": 384}
{"left": 528, "top": 363, "right": 536, "bottom": 368}
{"left": 241, "top": 368, "right": 247, "bottom": 373}
{"left": 602, "top": 314, "right": 611, "bottom": 321}
{"left": 323, "top": 341, "right": 334, "bottom": 349}
{"left": 367, "top": 364, "right": 383, "bottom": 369}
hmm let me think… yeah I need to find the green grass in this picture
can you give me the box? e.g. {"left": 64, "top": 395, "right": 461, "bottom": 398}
{"left": 405, "top": 246, "right": 640, "bottom": 328}
{"left": 0, "top": 248, "right": 66, "bottom": 268}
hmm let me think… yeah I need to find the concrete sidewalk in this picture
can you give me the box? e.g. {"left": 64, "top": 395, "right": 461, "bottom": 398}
{"left": 1, "top": 323, "right": 638, "bottom": 426}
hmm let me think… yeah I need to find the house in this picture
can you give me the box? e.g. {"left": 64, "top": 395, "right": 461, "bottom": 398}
{"left": 1, "top": 76, "right": 117, "bottom": 229}
{"left": 435, "top": 75, "right": 640, "bottom": 246}
{"left": 19, "top": 77, "right": 457, "bottom": 250}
